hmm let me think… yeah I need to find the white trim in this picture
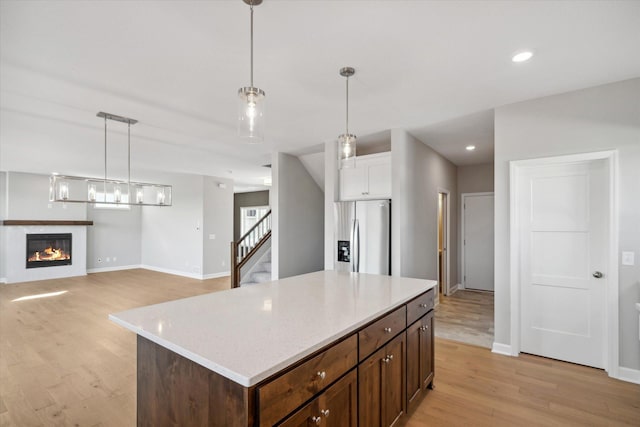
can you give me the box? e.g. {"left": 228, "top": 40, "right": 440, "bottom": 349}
{"left": 509, "top": 150, "right": 619, "bottom": 372}
{"left": 616, "top": 367, "right": 640, "bottom": 385}
{"left": 436, "top": 188, "right": 451, "bottom": 299}
{"left": 491, "top": 342, "right": 512, "bottom": 356}
{"left": 87, "top": 264, "right": 141, "bottom": 274}
{"left": 449, "top": 283, "right": 459, "bottom": 294}
{"left": 140, "top": 264, "right": 204, "bottom": 280}
{"left": 460, "top": 192, "right": 495, "bottom": 291}
{"left": 203, "top": 271, "right": 230, "bottom": 280}
{"left": 139, "top": 265, "right": 230, "bottom": 281}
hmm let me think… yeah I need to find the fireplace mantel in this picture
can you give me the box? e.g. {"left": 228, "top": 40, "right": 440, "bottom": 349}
{"left": 3, "top": 220, "right": 94, "bottom": 226}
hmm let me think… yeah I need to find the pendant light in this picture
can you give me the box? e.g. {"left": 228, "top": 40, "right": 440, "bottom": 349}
{"left": 49, "top": 112, "right": 172, "bottom": 207}
{"left": 338, "top": 67, "right": 356, "bottom": 168}
{"left": 238, "top": 0, "right": 265, "bottom": 142}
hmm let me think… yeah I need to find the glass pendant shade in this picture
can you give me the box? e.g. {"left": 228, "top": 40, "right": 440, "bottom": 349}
{"left": 49, "top": 175, "right": 172, "bottom": 206}
{"left": 338, "top": 133, "right": 357, "bottom": 168}
{"left": 238, "top": 87, "right": 265, "bottom": 141}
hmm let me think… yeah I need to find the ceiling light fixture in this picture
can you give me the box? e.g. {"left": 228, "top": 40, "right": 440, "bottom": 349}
{"left": 49, "top": 112, "right": 172, "bottom": 206}
{"left": 512, "top": 50, "right": 534, "bottom": 63}
{"left": 466, "top": 145, "right": 476, "bottom": 151}
{"left": 238, "top": 0, "right": 265, "bottom": 142}
{"left": 338, "top": 66, "right": 356, "bottom": 169}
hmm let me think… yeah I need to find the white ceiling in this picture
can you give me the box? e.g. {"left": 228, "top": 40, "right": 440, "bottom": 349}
{"left": 1, "top": 1, "right": 639, "bottom": 187}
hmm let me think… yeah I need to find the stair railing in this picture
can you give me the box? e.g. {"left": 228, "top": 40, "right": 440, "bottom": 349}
{"left": 231, "top": 209, "right": 272, "bottom": 288}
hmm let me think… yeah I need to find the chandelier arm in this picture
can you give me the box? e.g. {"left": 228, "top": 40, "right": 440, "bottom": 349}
{"left": 128, "top": 122, "right": 131, "bottom": 185}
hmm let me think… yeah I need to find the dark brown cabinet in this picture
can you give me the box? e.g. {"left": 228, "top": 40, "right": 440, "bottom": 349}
{"left": 406, "top": 310, "right": 434, "bottom": 412}
{"left": 279, "top": 369, "right": 357, "bottom": 427}
{"left": 358, "top": 333, "right": 406, "bottom": 427}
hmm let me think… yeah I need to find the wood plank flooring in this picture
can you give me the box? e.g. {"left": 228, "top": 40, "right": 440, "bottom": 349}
{"left": 435, "top": 289, "right": 494, "bottom": 348}
{"left": 1, "top": 270, "right": 638, "bottom": 426}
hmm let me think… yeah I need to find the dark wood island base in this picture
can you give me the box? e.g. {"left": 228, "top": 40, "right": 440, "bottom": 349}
{"left": 135, "top": 287, "right": 435, "bottom": 427}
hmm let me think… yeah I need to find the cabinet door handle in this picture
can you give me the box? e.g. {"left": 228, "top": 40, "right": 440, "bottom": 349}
{"left": 382, "top": 356, "right": 390, "bottom": 364}
{"left": 388, "top": 354, "right": 393, "bottom": 361}
{"left": 420, "top": 325, "right": 429, "bottom": 331}
{"left": 419, "top": 303, "right": 428, "bottom": 308}
{"left": 311, "top": 416, "right": 322, "bottom": 425}
{"left": 316, "top": 371, "right": 326, "bottom": 380}
{"left": 384, "top": 327, "right": 392, "bottom": 333}
{"left": 320, "top": 409, "right": 330, "bottom": 418}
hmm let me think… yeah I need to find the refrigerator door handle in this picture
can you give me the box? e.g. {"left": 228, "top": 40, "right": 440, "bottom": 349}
{"left": 351, "top": 219, "right": 360, "bottom": 272}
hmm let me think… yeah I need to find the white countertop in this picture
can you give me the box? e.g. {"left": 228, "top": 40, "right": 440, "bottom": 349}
{"left": 109, "top": 270, "right": 435, "bottom": 387}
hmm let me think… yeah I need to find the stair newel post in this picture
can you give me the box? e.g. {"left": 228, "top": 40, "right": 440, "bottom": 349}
{"left": 231, "top": 241, "right": 239, "bottom": 288}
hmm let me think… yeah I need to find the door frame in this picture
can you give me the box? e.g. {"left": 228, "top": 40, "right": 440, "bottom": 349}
{"left": 509, "top": 150, "right": 619, "bottom": 377}
{"left": 436, "top": 188, "right": 451, "bottom": 299}
{"left": 461, "top": 192, "right": 494, "bottom": 291}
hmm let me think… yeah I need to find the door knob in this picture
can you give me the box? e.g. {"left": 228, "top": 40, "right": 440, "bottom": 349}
{"left": 593, "top": 271, "right": 603, "bottom": 278}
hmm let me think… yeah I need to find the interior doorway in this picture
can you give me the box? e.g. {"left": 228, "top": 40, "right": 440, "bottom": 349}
{"left": 437, "top": 190, "right": 450, "bottom": 297}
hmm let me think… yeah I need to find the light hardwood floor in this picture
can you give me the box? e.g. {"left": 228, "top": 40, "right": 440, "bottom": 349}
{"left": 1, "top": 270, "right": 638, "bottom": 426}
{"left": 435, "top": 289, "right": 494, "bottom": 348}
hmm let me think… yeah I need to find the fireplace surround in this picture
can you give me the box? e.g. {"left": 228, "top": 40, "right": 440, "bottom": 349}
{"left": 26, "top": 233, "right": 72, "bottom": 269}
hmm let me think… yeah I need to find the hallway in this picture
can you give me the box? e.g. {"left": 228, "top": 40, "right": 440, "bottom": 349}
{"left": 435, "top": 290, "right": 494, "bottom": 348}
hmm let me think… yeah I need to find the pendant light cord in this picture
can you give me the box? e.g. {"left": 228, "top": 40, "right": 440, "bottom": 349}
{"left": 104, "top": 116, "right": 107, "bottom": 185}
{"left": 345, "top": 75, "right": 349, "bottom": 135}
{"left": 250, "top": 3, "right": 254, "bottom": 88}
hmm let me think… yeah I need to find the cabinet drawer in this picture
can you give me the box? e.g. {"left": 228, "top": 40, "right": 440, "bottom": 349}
{"left": 358, "top": 305, "right": 406, "bottom": 362}
{"left": 258, "top": 334, "right": 358, "bottom": 427}
{"left": 407, "top": 288, "right": 435, "bottom": 326}
{"left": 278, "top": 369, "right": 357, "bottom": 427}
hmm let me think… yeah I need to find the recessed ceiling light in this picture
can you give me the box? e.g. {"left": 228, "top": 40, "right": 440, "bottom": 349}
{"left": 512, "top": 51, "right": 534, "bottom": 63}
{"left": 466, "top": 145, "right": 476, "bottom": 151}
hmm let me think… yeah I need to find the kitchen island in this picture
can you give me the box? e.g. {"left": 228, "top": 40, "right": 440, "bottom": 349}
{"left": 110, "top": 270, "right": 436, "bottom": 426}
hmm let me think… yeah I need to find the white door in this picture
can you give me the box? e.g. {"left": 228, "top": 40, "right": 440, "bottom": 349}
{"left": 463, "top": 193, "right": 494, "bottom": 291}
{"left": 519, "top": 160, "right": 607, "bottom": 368}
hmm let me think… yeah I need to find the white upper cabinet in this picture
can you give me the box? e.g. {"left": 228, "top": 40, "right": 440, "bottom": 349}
{"left": 340, "top": 152, "right": 391, "bottom": 200}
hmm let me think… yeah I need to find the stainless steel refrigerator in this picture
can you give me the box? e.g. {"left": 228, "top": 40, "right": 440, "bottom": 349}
{"left": 334, "top": 200, "right": 391, "bottom": 274}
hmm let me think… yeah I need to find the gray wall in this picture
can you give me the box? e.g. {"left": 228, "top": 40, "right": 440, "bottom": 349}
{"left": 86, "top": 204, "right": 142, "bottom": 270}
{"left": 494, "top": 78, "right": 640, "bottom": 370}
{"left": 233, "top": 190, "right": 269, "bottom": 241}
{"left": 272, "top": 153, "right": 324, "bottom": 279}
{"left": 0, "top": 172, "right": 6, "bottom": 280}
{"left": 5, "top": 172, "right": 87, "bottom": 220}
{"left": 140, "top": 172, "right": 205, "bottom": 277}
{"left": 457, "top": 163, "right": 494, "bottom": 287}
{"left": 203, "top": 176, "right": 233, "bottom": 276}
{"left": 391, "top": 129, "right": 458, "bottom": 285}
{"left": 458, "top": 163, "right": 494, "bottom": 195}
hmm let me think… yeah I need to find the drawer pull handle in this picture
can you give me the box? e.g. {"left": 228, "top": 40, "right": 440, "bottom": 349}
{"left": 382, "top": 356, "right": 390, "bottom": 364}
{"left": 317, "top": 371, "right": 327, "bottom": 380}
{"left": 311, "top": 416, "right": 322, "bottom": 425}
{"left": 384, "top": 327, "right": 392, "bottom": 333}
{"left": 420, "top": 325, "right": 429, "bottom": 331}
{"left": 321, "top": 409, "right": 330, "bottom": 417}
{"left": 388, "top": 354, "right": 393, "bottom": 361}
{"left": 419, "top": 303, "right": 428, "bottom": 308}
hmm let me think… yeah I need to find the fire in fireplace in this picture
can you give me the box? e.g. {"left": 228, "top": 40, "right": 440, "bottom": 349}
{"left": 26, "top": 233, "right": 72, "bottom": 269}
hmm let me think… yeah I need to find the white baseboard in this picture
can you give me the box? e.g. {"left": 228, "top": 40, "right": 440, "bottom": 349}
{"left": 616, "top": 367, "right": 640, "bottom": 384}
{"left": 140, "top": 264, "right": 203, "bottom": 280}
{"left": 491, "top": 342, "right": 513, "bottom": 356}
{"left": 458, "top": 282, "right": 465, "bottom": 290}
{"left": 203, "top": 271, "right": 230, "bottom": 280}
{"left": 87, "top": 264, "right": 141, "bottom": 274}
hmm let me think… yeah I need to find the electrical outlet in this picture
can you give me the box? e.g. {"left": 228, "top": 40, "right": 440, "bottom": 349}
{"left": 622, "top": 251, "right": 635, "bottom": 266}
{"left": 221, "top": 260, "right": 225, "bottom": 267}
{"left": 113, "top": 256, "right": 117, "bottom": 262}
{"left": 209, "top": 234, "right": 216, "bottom": 240}
{"left": 47, "top": 203, "right": 52, "bottom": 209}
{"left": 106, "top": 257, "right": 111, "bottom": 262}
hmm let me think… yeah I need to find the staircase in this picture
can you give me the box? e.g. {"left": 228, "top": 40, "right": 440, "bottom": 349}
{"left": 239, "top": 248, "right": 272, "bottom": 286}
{"left": 230, "top": 209, "right": 272, "bottom": 288}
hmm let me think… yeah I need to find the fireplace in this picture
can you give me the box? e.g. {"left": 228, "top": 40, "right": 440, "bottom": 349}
{"left": 26, "top": 233, "right": 72, "bottom": 269}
